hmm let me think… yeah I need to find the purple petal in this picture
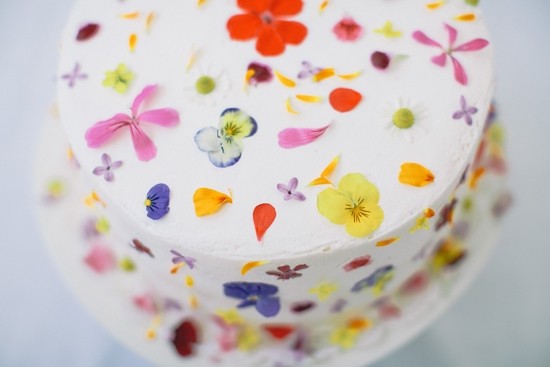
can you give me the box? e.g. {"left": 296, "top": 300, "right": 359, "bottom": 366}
{"left": 237, "top": 299, "right": 257, "bottom": 308}
{"left": 277, "top": 183, "right": 289, "bottom": 194}
{"left": 412, "top": 31, "right": 442, "bottom": 48}
{"left": 131, "top": 85, "right": 157, "bottom": 116}
{"left": 452, "top": 111, "right": 465, "bottom": 120}
{"left": 431, "top": 53, "right": 447, "bottom": 67}
{"left": 460, "top": 95, "right": 467, "bottom": 110}
{"left": 454, "top": 39, "right": 489, "bottom": 52}
{"left": 223, "top": 283, "right": 249, "bottom": 300}
{"left": 101, "top": 153, "right": 111, "bottom": 166}
{"left": 104, "top": 170, "right": 115, "bottom": 182}
{"left": 288, "top": 177, "right": 298, "bottom": 191}
{"left": 444, "top": 23, "right": 458, "bottom": 47}
{"left": 451, "top": 57, "right": 468, "bottom": 85}
{"left": 146, "top": 183, "right": 170, "bottom": 220}
{"left": 110, "top": 160, "right": 123, "bottom": 169}
{"left": 291, "top": 192, "right": 306, "bottom": 201}
{"left": 467, "top": 107, "right": 478, "bottom": 115}
{"left": 465, "top": 114, "right": 473, "bottom": 126}
{"left": 139, "top": 108, "right": 180, "bottom": 127}
{"left": 255, "top": 297, "right": 281, "bottom": 317}
{"left": 92, "top": 166, "right": 107, "bottom": 176}
{"left": 184, "top": 257, "right": 197, "bottom": 269}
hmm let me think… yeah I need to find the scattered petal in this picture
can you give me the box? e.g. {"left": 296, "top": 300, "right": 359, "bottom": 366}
{"left": 337, "top": 71, "right": 362, "bottom": 80}
{"left": 263, "top": 325, "right": 295, "bottom": 340}
{"left": 129, "top": 33, "right": 137, "bottom": 52}
{"left": 253, "top": 204, "right": 277, "bottom": 241}
{"left": 308, "top": 155, "right": 339, "bottom": 186}
{"left": 171, "top": 319, "right": 200, "bottom": 358}
{"left": 84, "top": 244, "right": 116, "bottom": 273}
{"left": 296, "top": 94, "right": 323, "bottom": 103}
{"left": 76, "top": 23, "right": 100, "bottom": 41}
{"left": 193, "top": 188, "right": 233, "bottom": 217}
{"left": 455, "top": 13, "right": 476, "bottom": 22}
{"left": 241, "top": 261, "right": 269, "bottom": 276}
{"left": 278, "top": 125, "right": 331, "bottom": 149}
{"left": 285, "top": 97, "right": 300, "bottom": 115}
{"left": 329, "top": 88, "right": 362, "bottom": 112}
{"left": 399, "top": 163, "right": 435, "bottom": 187}
{"left": 343, "top": 255, "right": 372, "bottom": 272}
{"left": 311, "top": 68, "right": 335, "bottom": 82}
{"left": 275, "top": 70, "right": 297, "bottom": 87}
{"left": 376, "top": 237, "right": 401, "bottom": 247}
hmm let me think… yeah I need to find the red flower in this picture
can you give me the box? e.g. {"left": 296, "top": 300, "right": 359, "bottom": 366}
{"left": 227, "top": 0, "right": 308, "bottom": 57}
{"left": 172, "top": 319, "right": 200, "bottom": 358}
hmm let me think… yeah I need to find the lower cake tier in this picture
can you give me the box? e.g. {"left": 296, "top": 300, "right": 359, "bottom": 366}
{"left": 35, "top": 104, "right": 510, "bottom": 367}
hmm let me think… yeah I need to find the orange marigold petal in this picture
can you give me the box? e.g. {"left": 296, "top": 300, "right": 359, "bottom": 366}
{"left": 399, "top": 163, "right": 435, "bottom": 187}
{"left": 468, "top": 167, "right": 485, "bottom": 189}
{"left": 241, "top": 261, "right": 269, "bottom": 275}
{"left": 312, "top": 68, "right": 336, "bottom": 82}
{"left": 227, "top": 14, "right": 263, "bottom": 40}
{"left": 129, "top": 33, "right": 137, "bottom": 52}
{"left": 455, "top": 13, "right": 476, "bottom": 22}
{"left": 329, "top": 88, "right": 362, "bottom": 113}
{"left": 253, "top": 203, "right": 277, "bottom": 241}
{"left": 274, "top": 20, "right": 308, "bottom": 45}
{"left": 256, "top": 27, "right": 285, "bottom": 56}
{"left": 271, "top": 0, "right": 303, "bottom": 16}
{"left": 193, "top": 188, "right": 232, "bottom": 217}
{"left": 376, "top": 237, "right": 401, "bottom": 247}
{"left": 424, "top": 208, "right": 435, "bottom": 218}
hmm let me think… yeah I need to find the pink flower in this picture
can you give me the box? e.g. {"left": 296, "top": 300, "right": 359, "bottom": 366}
{"left": 84, "top": 244, "right": 116, "bottom": 273}
{"left": 333, "top": 17, "right": 364, "bottom": 42}
{"left": 85, "top": 85, "right": 180, "bottom": 161}
{"left": 413, "top": 24, "right": 489, "bottom": 85}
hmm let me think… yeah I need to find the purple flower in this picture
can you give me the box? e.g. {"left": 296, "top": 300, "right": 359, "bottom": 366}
{"left": 223, "top": 282, "right": 281, "bottom": 318}
{"left": 170, "top": 249, "right": 197, "bottom": 269}
{"left": 61, "top": 62, "right": 87, "bottom": 88}
{"left": 145, "top": 183, "right": 170, "bottom": 220}
{"left": 266, "top": 264, "right": 309, "bottom": 280}
{"left": 351, "top": 265, "right": 394, "bottom": 293}
{"left": 92, "top": 153, "right": 123, "bottom": 182}
{"left": 297, "top": 61, "right": 322, "bottom": 79}
{"left": 247, "top": 62, "right": 273, "bottom": 86}
{"left": 277, "top": 178, "right": 306, "bottom": 201}
{"left": 453, "top": 95, "right": 478, "bottom": 125}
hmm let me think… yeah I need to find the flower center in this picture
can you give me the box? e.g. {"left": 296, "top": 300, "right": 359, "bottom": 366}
{"left": 195, "top": 75, "right": 216, "bottom": 95}
{"left": 261, "top": 11, "right": 274, "bottom": 24}
{"left": 222, "top": 121, "right": 241, "bottom": 138}
{"left": 345, "top": 198, "right": 370, "bottom": 223}
{"left": 393, "top": 108, "right": 415, "bottom": 129}
{"left": 144, "top": 199, "right": 152, "bottom": 207}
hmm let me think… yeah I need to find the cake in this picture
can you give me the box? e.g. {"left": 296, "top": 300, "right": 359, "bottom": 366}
{"left": 39, "top": 0, "right": 509, "bottom": 365}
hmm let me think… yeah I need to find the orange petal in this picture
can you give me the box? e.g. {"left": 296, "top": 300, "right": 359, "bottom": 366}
{"left": 296, "top": 94, "right": 322, "bottom": 103}
{"left": 312, "top": 68, "right": 336, "bottom": 82}
{"left": 308, "top": 155, "right": 340, "bottom": 186}
{"left": 455, "top": 13, "right": 476, "bottom": 22}
{"left": 145, "top": 12, "right": 155, "bottom": 32}
{"left": 319, "top": 0, "right": 330, "bottom": 13}
{"left": 329, "top": 88, "right": 362, "bottom": 112}
{"left": 285, "top": 97, "right": 300, "bottom": 114}
{"left": 426, "top": 1, "right": 446, "bottom": 10}
{"left": 347, "top": 318, "right": 372, "bottom": 331}
{"left": 274, "top": 20, "right": 307, "bottom": 45}
{"left": 424, "top": 208, "right": 435, "bottom": 218}
{"left": 271, "top": 0, "right": 303, "bottom": 16}
{"left": 376, "top": 237, "right": 401, "bottom": 247}
{"left": 227, "top": 14, "right": 263, "bottom": 40}
{"left": 256, "top": 27, "right": 285, "bottom": 56}
{"left": 399, "top": 163, "right": 435, "bottom": 187}
{"left": 241, "top": 261, "right": 269, "bottom": 275}
{"left": 193, "top": 188, "right": 232, "bottom": 217}
{"left": 129, "top": 33, "right": 137, "bottom": 52}
{"left": 253, "top": 203, "right": 277, "bottom": 241}
{"left": 337, "top": 71, "right": 362, "bottom": 80}
{"left": 237, "top": 0, "right": 271, "bottom": 13}
{"left": 468, "top": 167, "right": 485, "bottom": 189}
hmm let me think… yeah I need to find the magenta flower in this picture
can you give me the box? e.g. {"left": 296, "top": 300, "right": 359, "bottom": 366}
{"left": 92, "top": 153, "right": 122, "bottom": 182}
{"left": 85, "top": 85, "right": 180, "bottom": 161}
{"left": 277, "top": 178, "right": 306, "bottom": 201}
{"left": 453, "top": 95, "right": 478, "bottom": 125}
{"left": 413, "top": 24, "right": 489, "bottom": 85}
{"left": 333, "top": 17, "right": 364, "bottom": 42}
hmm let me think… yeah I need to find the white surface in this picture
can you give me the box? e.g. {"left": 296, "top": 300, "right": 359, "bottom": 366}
{"left": 0, "top": 1, "right": 549, "bottom": 367}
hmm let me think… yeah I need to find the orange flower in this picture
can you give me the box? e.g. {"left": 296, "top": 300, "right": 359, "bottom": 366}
{"left": 227, "top": 0, "right": 308, "bottom": 57}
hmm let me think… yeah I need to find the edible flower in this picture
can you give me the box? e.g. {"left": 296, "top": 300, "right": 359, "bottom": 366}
{"left": 223, "top": 282, "right": 281, "bottom": 317}
{"left": 145, "top": 183, "right": 170, "bottom": 220}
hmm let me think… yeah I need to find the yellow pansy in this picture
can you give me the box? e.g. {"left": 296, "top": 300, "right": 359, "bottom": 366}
{"left": 317, "top": 173, "right": 384, "bottom": 237}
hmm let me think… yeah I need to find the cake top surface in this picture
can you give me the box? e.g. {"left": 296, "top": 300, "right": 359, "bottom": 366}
{"left": 58, "top": 0, "right": 493, "bottom": 258}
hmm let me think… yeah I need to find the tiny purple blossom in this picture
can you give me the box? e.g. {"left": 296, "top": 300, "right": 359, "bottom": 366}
{"left": 277, "top": 178, "right": 306, "bottom": 201}
{"left": 61, "top": 63, "right": 88, "bottom": 88}
{"left": 297, "top": 61, "right": 322, "bottom": 79}
{"left": 452, "top": 95, "right": 478, "bottom": 125}
{"left": 92, "top": 153, "right": 123, "bottom": 182}
{"left": 170, "top": 249, "right": 197, "bottom": 269}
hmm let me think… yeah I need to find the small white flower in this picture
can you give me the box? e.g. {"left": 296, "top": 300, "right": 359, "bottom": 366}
{"left": 183, "top": 66, "right": 230, "bottom": 106}
{"left": 382, "top": 98, "right": 428, "bottom": 143}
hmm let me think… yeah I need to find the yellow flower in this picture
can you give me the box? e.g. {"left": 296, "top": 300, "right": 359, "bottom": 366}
{"left": 103, "top": 63, "right": 134, "bottom": 94}
{"left": 237, "top": 325, "right": 261, "bottom": 351}
{"left": 309, "top": 282, "right": 338, "bottom": 302}
{"left": 330, "top": 326, "right": 360, "bottom": 350}
{"left": 317, "top": 173, "right": 384, "bottom": 237}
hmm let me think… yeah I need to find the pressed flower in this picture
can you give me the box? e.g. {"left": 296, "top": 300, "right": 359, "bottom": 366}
{"left": 246, "top": 62, "right": 273, "bottom": 86}
{"left": 61, "top": 63, "right": 87, "bottom": 88}
{"left": 333, "top": 17, "right": 364, "bottom": 42}
{"left": 172, "top": 319, "right": 200, "bottom": 358}
{"left": 399, "top": 163, "right": 435, "bottom": 187}
{"left": 84, "top": 244, "right": 116, "bottom": 273}
{"left": 92, "top": 153, "right": 122, "bottom": 182}
{"left": 329, "top": 88, "right": 362, "bottom": 113}
{"left": 223, "top": 282, "right": 281, "bottom": 317}
{"left": 266, "top": 264, "right": 309, "bottom": 280}
{"left": 103, "top": 63, "right": 134, "bottom": 93}
{"left": 409, "top": 208, "right": 435, "bottom": 233}
{"left": 193, "top": 188, "right": 232, "bottom": 216}
{"left": 413, "top": 23, "right": 489, "bottom": 85}
{"left": 317, "top": 173, "right": 384, "bottom": 238}
{"left": 383, "top": 99, "right": 428, "bottom": 143}
{"left": 253, "top": 203, "right": 277, "bottom": 241}
{"left": 453, "top": 95, "right": 478, "bottom": 125}
{"left": 227, "top": 0, "right": 308, "bottom": 57}
{"left": 351, "top": 265, "right": 394, "bottom": 295}
{"left": 171, "top": 249, "right": 197, "bottom": 269}
{"left": 309, "top": 282, "right": 338, "bottom": 301}
{"left": 119, "top": 257, "right": 136, "bottom": 272}
{"left": 145, "top": 183, "right": 170, "bottom": 220}
{"left": 278, "top": 124, "right": 331, "bottom": 149}
{"left": 194, "top": 108, "right": 257, "bottom": 168}
{"left": 85, "top": 84, "right": 180, "bottom": 161}
{"left": 277, "top": 177, "right": 306, "bottom": 201}
{"left": 183, "top": 66, "right": 230, "bottom": 105}
{"left": 131, "top": 239, "right": 155, "bottom": 258}
{"left": 330, "top": 326, "right": 360, "bottom": 349}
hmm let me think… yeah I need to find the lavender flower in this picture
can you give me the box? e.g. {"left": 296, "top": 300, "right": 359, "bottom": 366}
{"left": 277, "top": 178, "right": 306, "bottom": 201}
{"left": 92, "top": 153, "right": 122, "bottom": 182}
{"left": 61, "top": 62, "right": 88, "bottom": 88}
{"left": 453, "top": 95, "right": 478, "bottom": 125}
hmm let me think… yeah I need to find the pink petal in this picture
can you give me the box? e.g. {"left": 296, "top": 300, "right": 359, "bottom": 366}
{"left": 444, "top": 23, "right": 457, "bottom": 47}
{"left": 138, "top": 108, "right": 180, "bottom": 127}
{"left": 85, "top": 113, "right": 131, "bottom": 148}
{"left": 129, "top": 123, "right": 157, "bottom": 161}
{"left": 84, "top": 244, "right": 116, "bottom": 273}
{"left": 278, "top": 125, "right": 331, "bottom": 149}
{"left": 453, "top": 39, "right": 489, "bottom": 52}
{"left": 451, "top": 57, "right": 468, "bottom": 85}
{"left": 431, "top": 53, "right": 448, "bottom": 67}
{"left": 131, "top": 84, "right": 157, "bottom": 116}
{"left": 412, "top": 31, "right": 442, "bottom": 48}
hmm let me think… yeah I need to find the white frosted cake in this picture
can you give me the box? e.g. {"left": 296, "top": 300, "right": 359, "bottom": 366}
{"left": 38, "top": 0, "right": 510, "bottom": 365}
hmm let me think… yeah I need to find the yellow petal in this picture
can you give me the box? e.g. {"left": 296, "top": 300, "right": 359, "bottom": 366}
{"left": 186, "top": 47, "right": 198, "bottom": 72}
{"left": 312, "top": 68, "right": 335, "bottom": 82}
{"left": 308, "top": 156, "right": 339, "bottom": 186}
{"left": 145, "top": 12, "right": 155, "bottom": 32}
{"left": 193, "top": 188, "right": 232, "bottom": 217}
{"left": 296, "top": 94, "right": 323, "bottom": 103}
{"left": 376, "top": 237, "right": 400, "bottom": 247}
{"left": 337, "top": 71, "right": 362, "bottom": 80}
{"left": 345, "top": 202, "right": 384, "bottom": 238}
{"left": 189, "top": 295, "right": 199, "bottom": 309}
{"left": 399, "top": 163, "right": 435, "bottom": 187}
{"left": 426, "top": 1, "right": 446, "bottom": 10}
{"left": 241, "top": 261, "right": 269, "bottom": 276}
{"left": 120, "top": 12, "right": 140, "bottom": 19}
{"left": 285, "top": 97, "right": 300, "bottom": 115}
{"left": 275, "top": 70, "right": 296, "bottom": 88}
{"left": 197, "top": 0, "right": 207, "bottom": 6}
{"left": 455, "top": 13, "right": 476, "bottom": 22}
{"left": 185, "top": 275, "right": 194, "bottom": 288}
{"left": 319, "top": 0, "right": 330, "bottom": 13}
{"left": 317, "top": 188, "right": 351, "bottom": 225}
{"left": 129, "top": 33, "right": 137, "bottom": 52}
{"left": 424, "top": 208, "right": 435, "bottom": 218}
{"left": 338, "top": 173, "right": 380, "bottom": 204}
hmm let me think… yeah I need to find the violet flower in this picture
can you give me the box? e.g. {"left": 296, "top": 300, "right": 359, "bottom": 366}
{"left": 453, "top": 95, "right": 478, "bottom": 126}
{"left": 277, "top": 178, "right": 306, "bottom": 201}
{"left": 351, "top": 265, "right": 394, "bottom": 293}
{"left": 223, "top": 282, "right": 281, "bottom": 318}
{"left": 61, "top": 62, "right": 88, "bottom": 88}
{"left": 170, "top": 249, "right": 197, "bottom": 269}
{"left": 92, "top": 153, "right": 123, "bottom": 182}
{"left": 145, "top": 183, "right": 170, "bottom": 220}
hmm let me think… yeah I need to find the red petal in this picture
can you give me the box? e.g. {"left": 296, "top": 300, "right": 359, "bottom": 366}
{"left": 237, "top": 0, "right": 271, "bottom": 13}
{"left": 271, "top": 0, "right": 303, "bottom": 16}
{"left": 329, "top": 88, "right": 363, "bottom": 113}
{"left": 253, "top": 203, "right": 277, "bottom": 241}
{"left": 256, "top": 27, "right": 285, "bottom": 56}
{"left": 76, "top": 23, "right": 100, "bottom": 41}
{"left": 273, "top": 20, "right": 307, "bottom": 45}
{"left": 227, "top": 14, "right": 263, "bottom": 40}
{"left": 263, "top": 324, "right": 295, "bottom": 340}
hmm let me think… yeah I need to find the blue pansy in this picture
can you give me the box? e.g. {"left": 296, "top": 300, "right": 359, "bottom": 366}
{"left": 223, "top": 282, "right": 280, "bottom": 318}
{"left": 194, "top": 108, "right": 257, "bottom": 168}
{"left": 351, "top": 265, "right": 394, "bottom": 295}
{"left": 145, "top": 183, "right": 170, "bottom": 220}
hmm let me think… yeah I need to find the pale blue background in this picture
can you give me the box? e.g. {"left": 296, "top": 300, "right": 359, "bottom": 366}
{"left": 1, "top": 1, "right": 549, "bottom": 366}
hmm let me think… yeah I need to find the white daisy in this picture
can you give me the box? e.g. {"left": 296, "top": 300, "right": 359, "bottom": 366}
{"left": 382, "top": 98, "right": 428, "bottom": 143}
{"left": 183, "top": 66, "right": 230, "bottom": 106}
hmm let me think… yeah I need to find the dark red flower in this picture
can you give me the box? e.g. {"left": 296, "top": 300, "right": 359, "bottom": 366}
{"left": 171, "top": 319, "right": 200, "bottom": 358}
